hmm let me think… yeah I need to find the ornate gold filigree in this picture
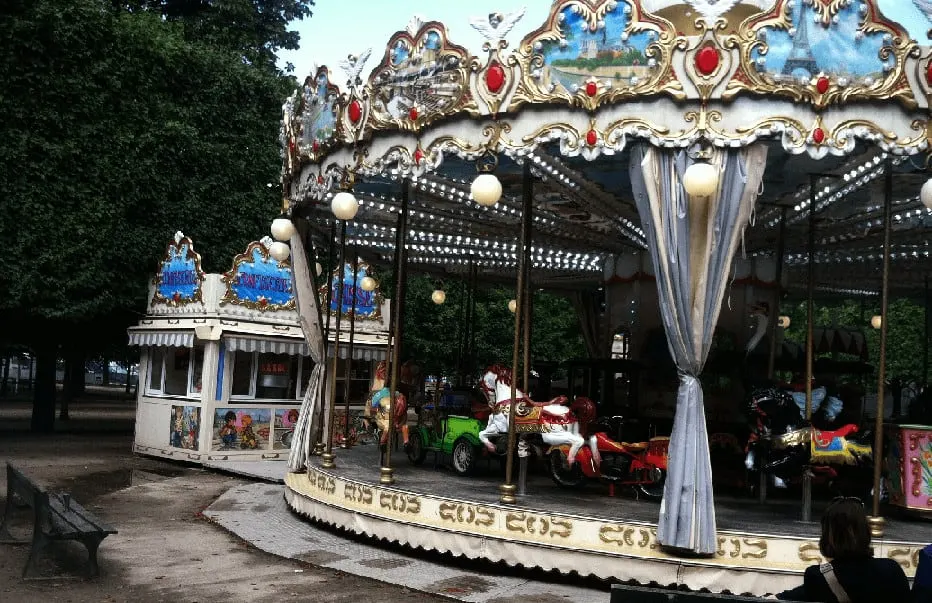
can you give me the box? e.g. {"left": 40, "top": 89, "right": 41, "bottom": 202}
{"left": 888, "top": 547, "right": 916, "bottom": 569}
{"left": 439, "top": 502, "right": 495, "bottom": 526}
{"left": 798, "top": 542, "right": 821, "bottom": 563}
{"left": 378, "top": 492, "right": 421, "bottom": 514}
{"left": 150, "top": 232, "right": 206, "bottom": 308}
{"left": 343, "top": 482, "right": 374, "bottom": 505}
{"left": 366, "top": 22, "right": 471, "bottom": 133}
{"left": 599, "top": 524, "right": 637, "bottom": 546}
{"left": 509, "top": 0, "right": 684, "bottom": 113}
{"left": 220, "top": 240, "right": 296, "bottom": 312}
{"left": 505, "top": 512, "right": 572, "bottom": 538}
{"left": 298, "top": 66, "right": 345, "bottom": 163}
{"left": 723, "top": 0, "right": 917, "bottom": 109}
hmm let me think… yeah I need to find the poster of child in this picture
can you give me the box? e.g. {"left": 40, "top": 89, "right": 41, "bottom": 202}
{"left": 273, "top": 408, "right": 300, "bottom": 449}
{"left": 211, "top": 408, "right": 271, "bottom": 451}
{"left": 169, "top": 406, "right": 200, "bottom": 450}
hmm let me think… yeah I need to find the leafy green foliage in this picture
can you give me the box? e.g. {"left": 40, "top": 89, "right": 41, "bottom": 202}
{"left": 0, "top": 0, "right": 299, "bottom": 354}
{"left": 781, "top": 297, "right": 931, "bottom": 384}
{"left": 399, "top": 275, "right": 585, "bottom": 378}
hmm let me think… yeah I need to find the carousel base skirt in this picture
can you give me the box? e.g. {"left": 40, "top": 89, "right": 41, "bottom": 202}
{"left": 284, "top": 444, "right": 930, "bottom": 597}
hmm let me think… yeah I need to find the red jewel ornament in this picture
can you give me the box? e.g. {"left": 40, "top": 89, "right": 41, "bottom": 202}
{"left": 317, "top": 175, "right": 324, "bottom": 184}
{"left": 813, "top": 128, "right": 825, "bottom": 144}
{"left": 414, "top": 148, "right": 424, "bottom": 164}
{"left": 586, "top": 129, "right": 598, "bottom": 146}
{"left": 695, "top": 46, "right": 720, "bottom": 76}
{"left": 585, "top": 81, "right": 598, "bottom": 96}
{"left": 348, "top": 100, "right": 362, "bottom": 124}
{"left": 172, "top": 292, "right": 181, "bottom": 302}
{"left": 926, "top": 62, "right": 932, "bottom": 86}
{"left": 486, "top": 61, "right": 506, "bottom": 93}
{"left": 312, "top": 140, "right": 320, "bottom": 152}
{"left": 409, "top": 107, "right": 419, "bottom": 121}
{"left": 259, "top": 298, "right": 268, "bottom": 307}
{"left": 816, "top": 76, "right": 830, "bottom": 94}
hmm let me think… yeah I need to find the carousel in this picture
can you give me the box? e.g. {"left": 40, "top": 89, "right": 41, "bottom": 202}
{"left": 274, "top": 0, "right": 932, "bottom": 595}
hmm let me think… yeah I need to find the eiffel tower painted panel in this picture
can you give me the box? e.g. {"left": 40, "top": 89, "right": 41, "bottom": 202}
{"left": 749, "top": 1, "right": 891, "bottom": 83}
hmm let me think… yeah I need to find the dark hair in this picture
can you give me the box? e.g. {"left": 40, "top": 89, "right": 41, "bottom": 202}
{"left": 819, "top": 499, "right": 872, "bottom": 560}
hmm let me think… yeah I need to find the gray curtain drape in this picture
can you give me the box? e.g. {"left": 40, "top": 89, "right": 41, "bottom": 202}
{"left": 629, "top": 144, "right": 767, "bottom": 553}
{"left": 287, "top": 231, "right": 328, "bottom": 472}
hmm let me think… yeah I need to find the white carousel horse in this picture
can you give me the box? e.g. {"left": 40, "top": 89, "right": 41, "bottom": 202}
{"left": 478, "top": 365, "right": 587, "bottom": 465}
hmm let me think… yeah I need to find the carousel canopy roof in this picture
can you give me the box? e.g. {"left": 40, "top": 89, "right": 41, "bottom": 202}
{"left": 282, "top": 0, "right": 932, "bottom": 295}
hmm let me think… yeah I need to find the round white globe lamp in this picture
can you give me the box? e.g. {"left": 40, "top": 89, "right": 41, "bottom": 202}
{"left": 871, "top": 315, "right": 882, "bottom": 330}
{"left": 921, "top": 178, "right": 932, "bottom": 210}
{"left": 360, "top": 276, "right": 377, "bottom": 292}
{"left": 682, "top": 162, "right": 719, "bottom": 197}
{"left": 431, "top": 289, "right": 446, "bottom": 305}
{"left": 508, "top": 299, "right": 517, "bottom": 313}
{"left": 270, "top": 217, "right": 296, "bottom": 242}
{"left": 331, "top": 191, "right": 359, "bottom": 220}
{"left": 269, "top": 241, "right": 291, "bottom": 262}
{"left": 778, "top": 315, "right": 791, "bottom": 329}
{"left": 471, "top": 173, "right": 502, "bottom": 207}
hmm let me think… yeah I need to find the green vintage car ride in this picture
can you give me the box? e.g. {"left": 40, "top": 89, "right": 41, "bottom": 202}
{"left": 405, "top": 390, "right": 495, "bottom": 476}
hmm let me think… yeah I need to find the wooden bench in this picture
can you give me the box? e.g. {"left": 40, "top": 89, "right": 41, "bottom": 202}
{"left": 0, "top": 462, "right": 117, "bottom": 578}
{"left": 610, "top": 583, "right": 804, "bottom": 602}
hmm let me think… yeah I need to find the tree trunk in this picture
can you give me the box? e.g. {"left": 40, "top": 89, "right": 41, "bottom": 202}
{"left": 61, "top": 349, "right": 86, "bottom": 420}
{"left": 0, "top": 355, "right": 8, "bottom": 397}
{"left": 102, "top": 358, "right": 111, "bottom": 386}
{"left": 31, "top": 344, "right": 57, "bottom": 432}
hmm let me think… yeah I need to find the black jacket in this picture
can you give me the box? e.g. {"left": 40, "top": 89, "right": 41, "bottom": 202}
{"left": 777, "top": 558, "right": 910, "bottom": 602}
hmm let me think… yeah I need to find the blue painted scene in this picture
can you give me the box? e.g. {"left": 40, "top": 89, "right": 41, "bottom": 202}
{"left": 212, "top": 408, "right": 271, "bottom": 451}
{"left": 229, "top": 245, "right": 294, "bottom": 308}
{"left": 301, "top": 70, "right": 337, "bottom": 148}
{"left": 328, "top": 261, "right": 379, "bottom": 318}
{"left": 751, "top": 1, "right": 890, "bottom": 82}
{"left": 535, "top": 1, "right": 654, "bottom": 93}
{"left": 157, "top": 241, "right": 201, "bottom": 302}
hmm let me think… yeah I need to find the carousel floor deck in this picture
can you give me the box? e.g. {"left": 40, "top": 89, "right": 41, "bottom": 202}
{"left": 285, "top": 443, "right": 932, "bottom": 596}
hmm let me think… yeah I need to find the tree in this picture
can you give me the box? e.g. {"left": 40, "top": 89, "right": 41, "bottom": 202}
{"left": 0, "top": 0, "right": 299, "bottom": 429}
{"left": 113, "top": 0, "right": 315, "bottom": 74}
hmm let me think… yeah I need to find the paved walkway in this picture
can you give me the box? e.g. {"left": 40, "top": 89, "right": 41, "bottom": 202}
{"left": 205, "top": 478, "right": 606, "bottom": 603}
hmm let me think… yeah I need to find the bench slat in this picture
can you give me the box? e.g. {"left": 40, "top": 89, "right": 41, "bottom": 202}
{"left": 47, "top": 496, "right": 117, "bottom": 535}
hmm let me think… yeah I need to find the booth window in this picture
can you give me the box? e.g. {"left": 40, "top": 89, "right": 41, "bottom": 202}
{"left": 147, "top": 346, "right": 203, "bottom": 397}
{"left": 230, "top": 351, "right": 312, "bottom": 400}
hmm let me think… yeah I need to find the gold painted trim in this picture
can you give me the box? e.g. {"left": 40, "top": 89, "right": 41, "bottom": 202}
{"left": 220, "top": 240, "right": 296, "bottom": 313}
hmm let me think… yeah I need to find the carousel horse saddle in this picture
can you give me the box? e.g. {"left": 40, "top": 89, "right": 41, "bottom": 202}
{"left": 592, "top": 432, "right": 648, "bottom": 453}
{"left": 811, "top": 424, "right": 872, "bottom": 465}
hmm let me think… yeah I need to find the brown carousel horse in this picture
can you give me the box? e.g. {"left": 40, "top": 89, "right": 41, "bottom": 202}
{"left": 364, "top": 360, "right": 410, "bottom": 448}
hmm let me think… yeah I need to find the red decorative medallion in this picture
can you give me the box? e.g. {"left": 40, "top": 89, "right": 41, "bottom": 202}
{"left": 813, "top": 128, "right": 825, "bottom": 144}
{"left": 409, "top": 107, "right": 419, "bottom": 121}
{"left": 259, "top": 298, "right": 268, "bottom": 307}
{"left": 926, "top": 62, "right": 932, "bottom": 87}
{"left": 816, "top": 76, "right": 830, "bottom": 94}
{"left": 414, "top": 148, "right": 424, "bottom": 164}
{"left": 585, "top": 81, "right": 598, "bottom": 96}
{"left": 348, "top": 100, "right": 362, "bottom": 124}
{"left": 172, "top": 292, "right": 181, "bottom": 302}
{"left": 486, "top": 62, "right": 506, "bottom": 94}
{"left": 695, "top": 46, "right": 720, "bottom": 76}
{"left": 586, "top": 129, "right": 598, "bottom": 146}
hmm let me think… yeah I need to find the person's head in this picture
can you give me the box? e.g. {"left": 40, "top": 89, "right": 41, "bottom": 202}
{"left": 819, "top": 498, "right": 873, "bottom": 560}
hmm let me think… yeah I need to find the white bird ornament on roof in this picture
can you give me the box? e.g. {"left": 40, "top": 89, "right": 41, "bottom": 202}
{"left": 339, "top": 48, "right": 372, "bottom": 88}
{"left": 470, "top": 7, "right": 526, "bottom": 44}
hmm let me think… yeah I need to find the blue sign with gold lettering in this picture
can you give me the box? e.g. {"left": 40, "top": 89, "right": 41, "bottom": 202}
{"left": 323, "top": 260, "right": 381, "bottom": 320}
{"left": 221, "top": 239, "right": 295, "bottom": 312}
{"left": 151, "top": 231, "right": 205, "bottom": 306}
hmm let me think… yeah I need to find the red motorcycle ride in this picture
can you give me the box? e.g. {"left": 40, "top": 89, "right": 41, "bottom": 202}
{"left": 547, "top": 397, "right": 669, "bottom": 499}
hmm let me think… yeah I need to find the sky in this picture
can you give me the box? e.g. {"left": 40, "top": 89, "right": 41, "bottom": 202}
{"left": 277, "top": 1, "right": 930, "bottom": 81}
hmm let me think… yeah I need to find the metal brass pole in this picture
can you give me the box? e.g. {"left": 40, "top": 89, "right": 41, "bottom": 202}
{"left": 341, "top": 248, "right": 359, "bottom": 448}
{"left": 802, "top": 176, "right": 816, "bottom": 522}
{"left": 767, "top": 207, "right": 788, "bottom": 381}
{"left": 501, "top": 163, "right": 532, "bottom": 504}
{"left": 382, "top": 178, "right": 409, "bottom": 485}
{"left": 924, "top": 275, "right": 929, "bottom": 386}
{"left": 869, "top": 158, "right": 894, "bottom": 538}
{"left": 322, "top": 220, "right": 347, "bottom": 468}
{"left": 469, "top": 261, "right": 478, "bottom": 380}
{"left": 316, "top": 220, "right": 338, "bottom": 455}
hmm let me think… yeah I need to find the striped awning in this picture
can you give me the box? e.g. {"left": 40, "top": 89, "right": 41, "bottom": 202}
{"left": 127, "top": 330, "right": 194, "bottom": 348}
{"left": 225, "top": 336, "right": 309, "bottom": 356}
{"left": 326, "top": 343, "right": 386, "bottom": 361}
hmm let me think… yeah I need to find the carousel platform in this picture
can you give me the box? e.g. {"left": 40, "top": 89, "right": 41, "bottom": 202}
{"left": 285, "top": 443, "right": 932, "bottom": 597}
